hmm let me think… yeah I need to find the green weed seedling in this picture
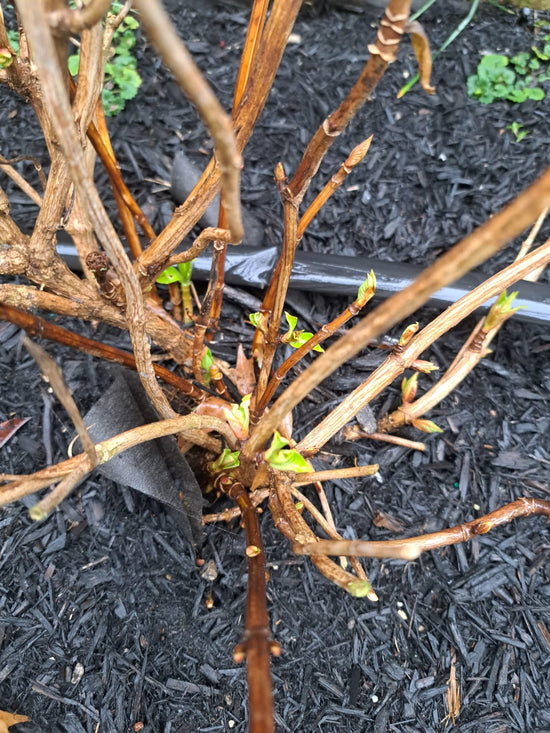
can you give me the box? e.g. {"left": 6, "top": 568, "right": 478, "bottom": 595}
{"left": 507, "top": 121, "right": 529, "bottom": 142}
{"left": 68, "top": 3, "right": 141, "bottom": 116}
{"left": 467, "top": 39, "right": 550, "bottom": 104}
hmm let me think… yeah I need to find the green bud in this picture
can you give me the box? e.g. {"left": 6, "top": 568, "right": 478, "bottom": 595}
{"left": 401, "top": 373, "right": 419, "bottom": 403}
{"left": 0, "top": 48, "right": 13, "bottom": 68}
{"left": 347, "top": 580, "right": 378, "bottom": 601}
{"left": 249, "top": 311, "right": 268, "bottom": 333}
{"left": 398, "top": 322, "right": 419, "bottom": 347}
{"left": 209, "top": 448, "right": 240, "bottom": 473}
{"left": 411, "top": 417, "right": 443, "bottom": 434}
{"left": 483, "top": 290, "right": 525, "bottom": 331}
{"left": 356, "top": 270, "right": 376, "bottom": 306}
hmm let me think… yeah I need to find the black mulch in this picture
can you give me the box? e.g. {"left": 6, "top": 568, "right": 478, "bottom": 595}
{"left": 1, "top": 1, "right": 550, "bottom": 731}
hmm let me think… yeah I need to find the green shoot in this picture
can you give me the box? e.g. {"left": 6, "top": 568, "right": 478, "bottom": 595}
{"left": 209, "top": 448, "right": 241, "bottom": 473}
{"left": 264, "top": 431, "right": 311, "bottom": 473}
{"left": 156, "top": 262, "right": 194, "bottom": 322}
{"left": 507, "top": 121, "right": 529, "bottom": 142}
{"left": 281, "top": 312, "right": 324, "bottom": 353}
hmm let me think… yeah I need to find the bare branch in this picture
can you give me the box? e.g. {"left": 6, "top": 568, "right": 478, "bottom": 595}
{"left": 294, "top": 498, "right": 550, "bottom": 560}
{"left": 133, "top": 0, "right": 243, "bottom": 245}
{"left": 47, "top": 0, "right": 112, "bottom": 36}
{"left": 22, "top": 334, "right": 98, "bottom": 467}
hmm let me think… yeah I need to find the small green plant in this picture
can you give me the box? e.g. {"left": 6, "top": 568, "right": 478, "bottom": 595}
{"left": 507, "top": 121, "right": 529, "bottom": 142}
{"left": 68, "top": 4, "right": 141, "bottom": 116}
{"left": 156, "top": 261, "right": 194, "bottom": 322}
{"left": 467, "top": 40, "right": 550, "bottom": 104}
{"left": 7, "top": 28, "right": 19, "bottom": 54}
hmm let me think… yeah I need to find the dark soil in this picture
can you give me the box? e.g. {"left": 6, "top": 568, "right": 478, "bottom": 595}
{"left": 1, "top": 2, "right": 550, "bottom": 732}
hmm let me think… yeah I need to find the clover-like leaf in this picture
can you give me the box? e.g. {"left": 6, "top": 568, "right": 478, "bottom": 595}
{"left": 287, "top": 331, "right": 324, "bottom": 353}
{"left": 284, "top": 312, "right": 298, "bottom": 333}
{"left": 68, "top": 53, "right": 80, "bottom": 76}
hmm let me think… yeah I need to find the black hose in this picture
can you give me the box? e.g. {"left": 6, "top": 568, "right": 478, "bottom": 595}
{"left": 56, "top": 242, "right": 550, "bottom": 325}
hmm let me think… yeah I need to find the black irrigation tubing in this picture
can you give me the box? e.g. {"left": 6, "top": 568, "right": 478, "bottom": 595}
{"left": 57, "top": 240, "right": 550, "bottom": 325}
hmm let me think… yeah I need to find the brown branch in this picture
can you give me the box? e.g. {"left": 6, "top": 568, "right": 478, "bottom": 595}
{"left": 206, "top": 0, "right": 271, "bottom": 333}
{"left": 253, "top": 164, "right": 299, "bottom": 415}
{"left": 202, "top": 487, "right": 270, "bottom": 525}
{"left": 294, "top": 463, "right": 380, "bottom": 486}
{"left": 167, "top": 227, "right": 232, "bottom": 268}
{"left": 29, "top": 463, "right": 89, "bottom": 521}
{"left": 133, "top": 0, "right": 243, "bottom": 245}
{"left": 289, "top": 0, "right": 412, "bottom": 203}
{"left": 256, "top": 271, "right": 376, "bottom": 415}
{"left": 83, "top": 101, "right": 156, "bottom": 242}
{"left": 270, "top": 471, "right": 377, "bottom": 600}
{"left": 0, "top": 283, "right": 193, "bottom": 365}
{"left": 47, "top": 0, "right": 112, "bottom": 35}
{"left": 342, "top": 425, "right": 426, "bottom": 452}
{"left": 0, "top": 413, "right": 233, "bottom": 508}
{"left": 0, "top": 159, "right": 43, "bottom": 206}
{"left": 297, "top": 136, "right": 373, "bottom": 239}
{"left": 293, "top": 498, "right": 550, "bottom": 560}
{"left": 244, "top": 164, "right": 550, "bottom": 458}
{"left": 217, "top": 475, "right": 278, "bottom": 733}
{"left": 136, "top": 0, "right": 302, "bottom": 281}
{"left": 71, "top": 22, "right": 104, "bottom": 130}
{"left": 0, "top": 304, "right": 205, "bottom": 400}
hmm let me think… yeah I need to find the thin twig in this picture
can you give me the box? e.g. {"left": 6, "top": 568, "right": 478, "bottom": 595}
{"left": 293, "top": 498, "right": 550, "bottom": 560}
{"left": 22, "top": 335, "right": 98, "bottom": 467}
{"left": 0, "top": 160, "right": 43, "bottom": 206}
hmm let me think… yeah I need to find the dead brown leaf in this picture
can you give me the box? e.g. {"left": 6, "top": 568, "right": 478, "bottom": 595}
{"left": 403, "top": 21, "right": 435, "bottom": 97}
{"left": 0, "top": 710, "right": 30, "bottom": 733}
{"left": 219, "top": 344, "right": 256, "bottom": 396}
{"left": 0, "top": 417, "right": 30, "bottom": 449}
{"left": 445, "top": 647, "right": 461, "bottom": 724}
{"left": 372, "top": 510, "right": 404, "bottom": 533}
